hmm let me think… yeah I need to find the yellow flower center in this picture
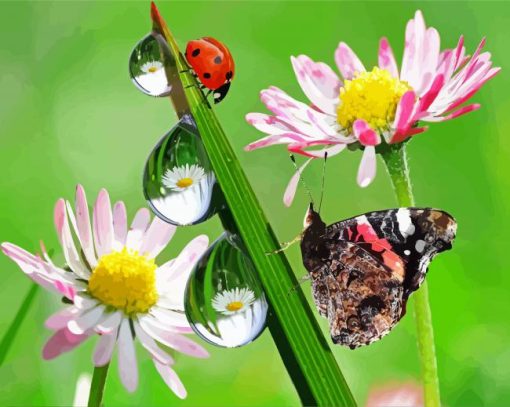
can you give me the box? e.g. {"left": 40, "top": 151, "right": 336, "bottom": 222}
{"left": 176, "top": 177, "right": 194, "bottom": 188}
{"left": 148, "top": 66, "right": 159, "bottom": 73}
{"left": 88, "top": 248, "right": 158, "bottom": 315}
{"left": 226, "top": 301, "right": 244, "bottom": 312}
{"left": 337, "top": 67, "right": 412, "bottom": 132}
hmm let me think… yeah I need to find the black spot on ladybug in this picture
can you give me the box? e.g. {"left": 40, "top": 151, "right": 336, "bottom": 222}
{"left": 191, "top": 49, "right": 200, "bottom": 57}
{"left": 203, "top": 72, "right": 211, "bottom": 79}
{"left": 226, "top": 71, "right": 233, "bottom": 80}
{"left": 214, "top": 56, "right": 222, "bottom": 64}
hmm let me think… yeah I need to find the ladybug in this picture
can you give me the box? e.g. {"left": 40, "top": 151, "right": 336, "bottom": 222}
{"left": 185, "top": 37, "right": 235, "bottom": 104}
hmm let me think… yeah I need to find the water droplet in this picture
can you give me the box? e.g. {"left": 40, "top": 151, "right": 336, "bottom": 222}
{"left": 129, "top": 33, "right": 172, "bottom": 97}
{"left": 185, "top": 233, "right": 268, "bottom": 348}
{"left": 143, "top": 114, "right": 222, "bottom": 225}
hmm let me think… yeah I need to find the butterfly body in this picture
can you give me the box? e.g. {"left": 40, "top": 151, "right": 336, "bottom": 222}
{"left": 301, "top": 205, "right": 457, "bottom": 349}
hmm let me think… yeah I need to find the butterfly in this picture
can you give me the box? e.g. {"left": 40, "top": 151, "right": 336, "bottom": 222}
{"left": 300, "top": 204, "right": 457, "bottom": 349}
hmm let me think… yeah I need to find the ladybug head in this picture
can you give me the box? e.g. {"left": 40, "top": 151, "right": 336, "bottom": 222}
{"left": 213, "top": 82, "right": 231, "bottom": 104}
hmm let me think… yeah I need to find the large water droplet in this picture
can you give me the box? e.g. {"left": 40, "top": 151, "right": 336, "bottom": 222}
{"left": 129, "top": 33, "right": 172, "bottom": 97}
{"left": 143, "top": 114, "right": 222, "bottom": 225}
{"left": 184, "top": 232, "right": 268, "bottom": 348}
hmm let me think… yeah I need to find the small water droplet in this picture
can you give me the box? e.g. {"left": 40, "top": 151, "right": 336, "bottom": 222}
{"left": 129, "top": 33, "right": 172, "bottom": 97}
{"left": 143, "top": 114, "right": 222, "bottom": 225}
{"left": 185, "top": 232, "right": 268, "bottom": 348}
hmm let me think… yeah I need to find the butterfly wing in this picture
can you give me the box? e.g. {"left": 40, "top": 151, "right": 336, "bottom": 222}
{"left": 306, "top": 239, "right": 404, "bottom": 348}
{"left": 324, "top": 208, "right": 457, "bottom": 299}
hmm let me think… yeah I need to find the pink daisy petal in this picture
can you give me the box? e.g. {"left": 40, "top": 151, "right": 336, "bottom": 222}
{"left": 93, "top": 330, "right": 117, "bottom": 367}
{"left": 134, "top": 320, "right": 174, "bottom": 365}
{"left": 335, "top": 42, "right": 366, "bottom": 80}
{"left": 352, "top": 119, "right": 380, "bottom": 146}
{"left": 154, "top": 360, "right": 187, "bottom": 399}
{"left": 75, "top": 185, "right": 97, "bottom": 268}
{"left": 291, "top": 55, "right": 339, "bottom": 115}
{"left": 139, "top": 217, "right": 176, "bottom": 259}
{"left": 112, "top": 201, "right": 128, "bottom": 250}
{"left": 156, "top": 235, "right": 209, "bottom": 294}
{"left": 244, "top": 132, "right": 311, "bottom": 152}
{"left": 427, "top": 103, "right": 480, "bottom": 123}
{"left": 401, "top": 10, "right": 426, "bottom": 87}
{"left": 288, "top": 142, "right": 347, "bottom": 158}
{"left": 246, "top": 113, "right": 301, "bottom": 136}
{"left": 93, "top": 189, "right": 114, "bottom": 258}
{"left": 283, "top": 158, "right": 313, "bottom": 207}
{"left": 117, "top": 318, "right": 138, "bottom": 393}
{"left": 1, "top": 242, "right": 80, "bottom": 293}
{"left": 149, "top": 306, "right": 190, "bottom": 329}
{"left": 45, "top": 307, "right": 79, "bottom": 330}
{"left": 54, "top": 199, "right": 90, "bottom": 279}
{"left": 357, "top": 146, "right": 377, "bottom": 188}
{"left": 139, "top": 318, "right": 209, "bottom": 359}
{"left": 378, "top": 37, "right": 399, "bottom": 78}
{"left": 390, "top": 90, "right": 417, "bottom": 144}
{"left": 42, "top": 328, "right": 90, "bottom": 360}
{"left": 125, "top": 208, "right": 151, "bottom": 251}
{"left": 413, "top": 74, "right": 445, "bottom": 120}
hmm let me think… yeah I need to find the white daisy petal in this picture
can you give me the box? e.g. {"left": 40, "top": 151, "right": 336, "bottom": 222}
{"left": 68, "top": 305, "right": 106, "bottom": 335}
{"left": 93, "top": 330, "right": 117, "bottom": 367}
{"left": 117, "top": 318, "right": 138, "bottom": 393}
{"left": 133, "top": 320, "right": 174, "bottom": 365}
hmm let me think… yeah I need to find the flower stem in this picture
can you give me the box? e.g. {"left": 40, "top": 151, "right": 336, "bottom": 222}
{"left": 0, "top": 283, "right": 39, "bottom": 367}
{"left": 87, "top": 363, "right": 110, "bottom": 407}
{"left": 380, "top": 143, "right": 440, "bottom": 407}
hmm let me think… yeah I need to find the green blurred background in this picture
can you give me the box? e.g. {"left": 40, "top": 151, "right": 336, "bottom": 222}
{"left": 0, "top": 1, "right": 508, "bottom": 406}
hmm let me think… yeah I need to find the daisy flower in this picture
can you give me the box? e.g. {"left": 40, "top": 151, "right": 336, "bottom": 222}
{"left": 212, "top": 287, "right": 256, "bottom": 315}
{"left": 162, "top": 164, "right": 206, "bottom": 192}
{"left": 135, "top": 60, "right": 169, "bottom": 96}
{"left": 197, "top": 287, "right": 267, "bottom": 348}
{"left": 245, "top": 10, "right": 499, "bottom": 204}
{"left": 1, "top": 185, "right": 210, "bottom": 399}
{"left": 141, "top": 60, "right": 164, "bottom": 74}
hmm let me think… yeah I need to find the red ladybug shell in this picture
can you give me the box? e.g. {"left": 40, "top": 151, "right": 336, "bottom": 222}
{"left": 185, "top": 37, "right": 234, "bottom": 102}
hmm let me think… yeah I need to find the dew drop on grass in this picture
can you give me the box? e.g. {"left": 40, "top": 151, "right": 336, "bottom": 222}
{"left": 129, "top": 33, "right": 172, "bottom": 97}
{"left": 184, "top": 232, "right": 268, "bottom": 348}
{"left": 143, "top": 114, "right": 223, "bottom": 225}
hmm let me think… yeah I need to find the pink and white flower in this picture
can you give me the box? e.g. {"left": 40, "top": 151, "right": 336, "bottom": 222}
{"left": 1, "top": 185, "right": 210, "bottom": 399}
{"left": 245, "top": 10, "right": 499, "bottom": 204}
{"left": 365, "top": 381, "right": 423, "bottom": 407}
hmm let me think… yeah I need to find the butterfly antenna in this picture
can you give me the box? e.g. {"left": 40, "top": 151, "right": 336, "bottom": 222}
{"left": 289, "top": 154, "right": 314, "bottom": 205}
{"left": 318, "top": 152, "right": 328, "bottom": 214}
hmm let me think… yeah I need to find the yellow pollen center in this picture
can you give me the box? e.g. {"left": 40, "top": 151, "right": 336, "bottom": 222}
{"left": 148, "top": 66, "right": 159, "bottom": 73}
{"left": 337, "top": 67, "right": 412, "bottom": 132}
{"left": 176, "top": 177, "right": 194, "bottom": 188}
{"left": 88, "top": 248, "right": 158, "bottom": 315}
{"left": 226, "top": 301, "right": 244, "bottom": 312}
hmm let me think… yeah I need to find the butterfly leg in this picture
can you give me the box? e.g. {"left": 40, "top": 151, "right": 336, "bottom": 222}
{"left": 265, "top": 233, "right": 302, "bottom": 255}
{"left": 286, "top": 274, "right": 310, "bottom": 296}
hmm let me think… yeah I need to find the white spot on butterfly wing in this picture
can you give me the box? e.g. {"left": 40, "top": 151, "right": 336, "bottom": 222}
{"left": 404, "top": 249, "right": 411, "bottom": 255}
{"left": 415, "top": 239, "right": 426, "bottom": 253}
{"left": 396, "top": 208, "right": 416, "bottom": 237}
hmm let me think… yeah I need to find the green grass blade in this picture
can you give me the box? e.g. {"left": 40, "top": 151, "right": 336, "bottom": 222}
{"left": 150, "top": 3, "right": 356, "bottom": 406}
{"left": 0, "top": 283, "right": 39, "bottom": 366}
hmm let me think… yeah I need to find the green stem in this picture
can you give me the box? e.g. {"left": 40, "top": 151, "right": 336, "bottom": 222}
{"left": 0, "top": 283, "right": 39, "bottom": 366}
{"left": 380, "top": 143, "right": 440, "bottom": 407}
{"left": 88, "top": 363, "right": 110, "bottom": 407}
